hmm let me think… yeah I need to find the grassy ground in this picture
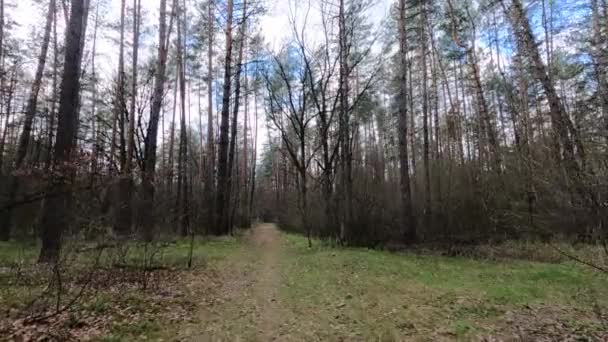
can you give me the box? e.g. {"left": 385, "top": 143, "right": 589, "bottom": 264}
{"left": 0, "top": 237, "right": 241, "bottom": 341}
{"left": 279, "top": 234, "right": 608, "bottom": 340}
{"left": 2, "top": 228, "right": 608, "bottom": 341}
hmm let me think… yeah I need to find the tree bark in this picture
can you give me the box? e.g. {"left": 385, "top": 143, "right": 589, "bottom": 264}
{"left": 398, "top": 0, "right": 417, "bottom": 243}
{"left": 142, "top": 0, "right": 173, "bottom": 241}
{"left": 420, "top": 0, "right": 432, "bottom": 225}
{"left": 226, "top": 0, "right": 247, "bottom": 233}
{"left": 205, "top": 0, "right": 215, "bottom": 230}
{"left": 38, "top": 0, "right": 88, "bottom": 263}
{"left": 110, "top": 0, "right": 126, "bottom": 175}
{"left": 338, "top": 0, "right": 353, "bottom": 243}
{"left": 215, "top": 0, "right": 234, "bottom": 235}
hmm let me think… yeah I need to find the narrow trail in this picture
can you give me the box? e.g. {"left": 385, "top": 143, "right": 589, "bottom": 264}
{"left": 180, "top": 223, "right": 286, "bottom": 341}
{"left": 248, "top": 223, "right": 283, "bottom": 340}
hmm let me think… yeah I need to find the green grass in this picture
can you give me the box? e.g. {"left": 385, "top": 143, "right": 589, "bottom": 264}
{"left": 0, "top": 236, "right": 240, "bottom": 268}
{"left": 4, "top": 231, "right": 608, "bottom": 340}
{"left": 0, "top": 240, "right": 39, "bottom": 265}
{"left": 280, "top": 233, "right": 608, "bottom": 340}
{"left": 1, "top": 236, "right": 242, "bottom": 341}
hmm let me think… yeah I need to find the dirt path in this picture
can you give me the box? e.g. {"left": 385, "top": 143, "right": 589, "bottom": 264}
{"left": 178, "top": 223, "right": 286, "bottom": 341}
{"left": 248, "top": 223, "right": 283, "bottom": 340}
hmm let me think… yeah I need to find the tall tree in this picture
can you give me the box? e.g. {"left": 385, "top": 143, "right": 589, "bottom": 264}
{"left": 338, "top": 0, "right": 353, "bottom": 242}
{"left": 398, "top": 0, "right": 416, "bottom": 243}
{"left": 205, "top": 0, "right": 215, "bottom": 227}
{"left": 501, "top": 0, "right": 583, "bottom": 189}
{"left": 419, "top": 0, "right": 432, "bottom": 224}
{"left": 176, "top": 0, "right": 189, "bottom": 236}
{"left": 110, "top": 0, "right": 126, "bottom": 176}
{"left": 142, "top": 0, "right": 174, "bottom": 241}
{"left": 114, "top": 0, "right": 141, "bottom": 237}
{"left": 226, "top": 0, "right": 248, "bottom": 232}
{"left": 38, "top": 0, "right": 88, "bottom": 263}
{"left": 215, "top": 0, "right": 234, "bottom": 235}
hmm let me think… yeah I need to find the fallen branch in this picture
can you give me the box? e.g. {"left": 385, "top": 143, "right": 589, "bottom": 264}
{"left": 549, "top": 243, "right": 608, "bottom": 274}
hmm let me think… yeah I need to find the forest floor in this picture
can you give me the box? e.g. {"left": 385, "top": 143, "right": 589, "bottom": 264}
{"left": 168, "top": 224, "right": 608, "bottom": 341}
{"left": 2, "top": 224, "right": 608, "bottom": 341}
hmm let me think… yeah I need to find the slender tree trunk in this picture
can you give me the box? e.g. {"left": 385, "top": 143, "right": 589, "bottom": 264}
{"left": 503, "top": 0, "right": 584, "bottom": 190}
{"left": 91, "top": 3, "right": 99, "bottom": 179}
{"left": 142, "top": 0, "right": 173, "bottom": 241}
{"left": 408, "top": 59, "right": 417, "bottom": 196}
{"left": 205, "top": 0, "right": 215, "bottom": 230}
{"left": 242, "top": 46, "right": 249, "bottom": 227}
{"left": 338, "top": 0, "right": 353, "bottom": 243}
{"left": 420, "top": 1, "right": 432, "bottom": 225}
{"left": 168, "top": 64, "right": 178, "bottom": 190}
{"left": 115, "top": 0, "right": 140, "bottom": 237}
{"left": 0, "top": 72, "right": 14, "bottom": 240}
{"left": 469, "top": 49, "right": 500, "bottom": 173}
{"left": 176, "top": 0, "right": 189, "bottom": 236}
{"left": 591, "top": 0, "right": 608, "bottom": 147}
{"left": 215, "top": 0, "right": 234, "bottom": 235}
{"left": 248, "top": 84, "right": 258, "bottom": 226}
{"left": 0, "top": 70, "right": 15, "bottom": 173}
{"left": 226, "top": 0, "right": 247, "bottom": 232}
{"left": 110, "top": 0, "right": 126, "bottom": 175}
{"left": 127, "top": 0, "right": 140, "bottom": 176}
{"left": 46, "top": 4, "right": 59, "bottom": 171}
{"left": 398, "top": 0, "right": 417, "bottom": 243}
{"left": 38, "top": 0, "right": 87, "bottom": 263}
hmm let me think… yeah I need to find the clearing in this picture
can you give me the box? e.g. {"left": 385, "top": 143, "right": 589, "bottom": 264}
{"left": 169, "top": 224, "right": 608, "bottom": 341}
{"left": 2, "top": 223, "right": 608, "bottom": 340}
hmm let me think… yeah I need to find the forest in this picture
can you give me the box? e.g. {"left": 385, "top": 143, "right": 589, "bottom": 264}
{"left": 1, "top": 0, "right": 608, "bottom": 340}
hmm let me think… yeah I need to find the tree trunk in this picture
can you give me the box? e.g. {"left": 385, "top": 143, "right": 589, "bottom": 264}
{"left": 398, "top": 0, "right": 417, "bottom": 243}
{"left": 91, "top": 3, "right": 99, "bottom": 179}
{"left": 504, "top": 0, "right": 583, "bottom": 190}
{"left": 114, "top": 0, "right": 140, "bottom": 237}
{"left": 226, "top": 0, "right": 247, "bottom": 233}
{"left": 591, "top": 0, "right": 608, "bottom": 147}
{"left": 176, "top": 0, "right": 189, "bottom": 236}
{"left": 215, "top": 0, "right": 234, "bottom": 235}
{"left": 110, "top": 0, "right": 126, "bottom": 175}
{"left": 420, "top": 1, "right": 432, "bottom": 226}
{"left": 338, "top": 0, "right": 353, "bottom": 243}
{"left": 248, "top": 85, "right": 258, "bottom": 226}
{"left": 0, "top": 70, "right": 15, "bottom": 173}
{"left": 142, "top": 0, "right": 173, "bottom": 242}
{"left": 205, "top": 0, "right": 215, "bottom": 230}
{"left": 38, "top": 0, "right": 88, "bottom": 263}
{"left": 46, "top": 3, "right": 59, "bottom": 171}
